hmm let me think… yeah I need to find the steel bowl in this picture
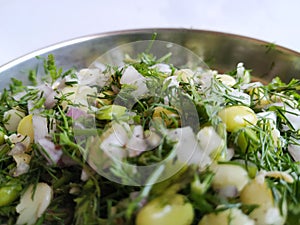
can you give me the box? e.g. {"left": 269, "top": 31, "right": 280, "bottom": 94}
{"left": 1, "top": 28, "right": 300, "bottom": 89}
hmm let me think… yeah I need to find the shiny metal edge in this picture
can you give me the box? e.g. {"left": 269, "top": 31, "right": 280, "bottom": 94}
{"left": 1, "top": 28, "right": 300, "bottom": 73}
{"left": 0, "top": 35, "right": 97, "bottom": 73}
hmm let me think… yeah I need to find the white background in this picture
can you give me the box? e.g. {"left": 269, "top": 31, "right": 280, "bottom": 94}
{"left": 0, "top": 0, "right": 299, "bottom": 66}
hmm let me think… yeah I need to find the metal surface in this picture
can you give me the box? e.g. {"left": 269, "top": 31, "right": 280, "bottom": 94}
{"left": 1, "top": 28, "right": 300, "bottom": 89}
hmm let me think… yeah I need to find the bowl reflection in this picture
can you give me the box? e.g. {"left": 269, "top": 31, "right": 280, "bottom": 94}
{"left": 0, "top": 28, "right": 300, "bottom": 89}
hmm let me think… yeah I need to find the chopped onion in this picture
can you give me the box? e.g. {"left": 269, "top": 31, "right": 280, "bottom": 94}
{"left": 168, "top": 126, "right": 211, "bottom": 168}
{"left": 150, "top": 63, "right": 172, "bottom": 74}
{"left": 164, "top": 76, "right": 180, "bottom": 88}
{"left": 126, "top": 125, "right": 148, "bottom": 157}
{"left": 37, "top": 138, "right": 63, "bottom": 165}
{"left": 35, "top": 84, "right": 58, "bottom": 109}
{"left": 100, "top": 122, "right": 129, "bottom": 160}
{"left": 174, "top": 69, "right": 195, "bottom": 83}
{"left": 120, "top": 66, "right": 148, "bottom": 96}
{"left": 197, "top": 126, "right": 225, "bottom": 159}
{"left": 77, "top": 68, "right": 110, "bottom": 87}
{"left": 32, "top": 115, "right": 49, "bottom": 142}
{"left": 67, "top": 106, "right": 90, "bottom": 120}
{"left": 236, "top": 62, "right": 250, "bottom": 84}
{"left": 288, "top": 142, "right": 300, "bottom": 161}
{"left": 80, "top": 168, "right": 89, "bottom": 181}
{"left": 284, "top": 107, "right": 300, "bottom": 130}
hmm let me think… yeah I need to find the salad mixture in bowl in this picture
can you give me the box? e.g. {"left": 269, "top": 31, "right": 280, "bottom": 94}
{"left": 0, "top": 39, "right": 300, "bottom": 225}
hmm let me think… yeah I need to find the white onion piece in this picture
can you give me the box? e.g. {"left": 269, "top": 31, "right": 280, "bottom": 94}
{"left": 120, "top": 66, "right": 148, "bottom": 96}
{"left": 284, "top": 107, "right": 300, "bottom": 130}
{"left": 164, "top": 76, "right": 180, "bottom": 88}
{"left": 100, "top": 122, "right": 130, "bottom": 160}
{"left": 80, "top": 168, "right": 89, "bottom": 181}
{"left": 236, "top": 62, "right": 250, "bottom": 84}
{"left": 240, "top": 81, "right": 263, "bottom": 90}
{"left": 288, "top": 142, "right": 300, "bottom": 161}
{"left": 37, "top": 138, "right": 63, "bottom": 164}
{"left": 162, "top": 76, "right": 180, "bottom": 104}
{"left": 32, "top": 115, "right": 49, "bottom": 142}
{"left": 76, "top": 85, "right": 97, "bottom": 108}
{"left": 226, "top": 87, "right": 251, "bottom": 106}
{"left": 197, "top": 126, "right": 224, "bottom": 159}
{"left": 168, "top": 126, "right": 211, "bottom": 168}
{"left": 36, "top": 84, "right": 57, "bottom": 109}
{"left": 61, "top": 85, "right": 97, "bottom": 109}
{"left": 150, "top": 63, "right": 172, "bottom": 74}
{"left": 257, "top": 111, "right": 277, "bottom": 122}
{"left": 206, "top": 72, "right": 251, "bottom": 105}
{"left": 99, "top": 123, "right": 162, "bottom": 158}
{"left": 126, "top": 125, "right": 148, "bottom": 157}
{"left": 66, "top": 106, "right": 89, "bottom": 120}
{"left": 198, "top": 70, "right": 214, "bottom": 91}
{"left": 77, "top": 68, "right": 110, "bottom": 87}
{"left": 52, "top": 77, "right": 67, "bottom": 90}
{"left": 27, "top": 100, "right": 39, "bottom": 113}
{"left": 38, "top": 84, "right": 53, "bottom": 96}
{"left": 44, "top": 91, "right": 57, "bottom": 109}
{"left": 100, "top": 122, "right": 151, "bottom": 159}
{"left": 12, "top": 91, "right": 27, "bottom": 101}
{"left": 16, "top": 183, "right": 52, "bottom": 225}
{"left": 236, "top": 62, "right": 245, "bottom": 78}
{"left": 145, "top": 129, "right": 162, "bottom": 149}
{"left": 174, "top": 69, "right": 195, "bottom": 83}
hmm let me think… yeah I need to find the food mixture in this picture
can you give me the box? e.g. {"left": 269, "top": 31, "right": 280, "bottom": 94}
{"left": 0, "top": 51, "right": 300, "bottom": 225}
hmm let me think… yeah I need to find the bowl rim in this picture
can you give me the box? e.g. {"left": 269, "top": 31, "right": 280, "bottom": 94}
{"left": 1, "top": 28, "right": 300, "bottom": 73}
